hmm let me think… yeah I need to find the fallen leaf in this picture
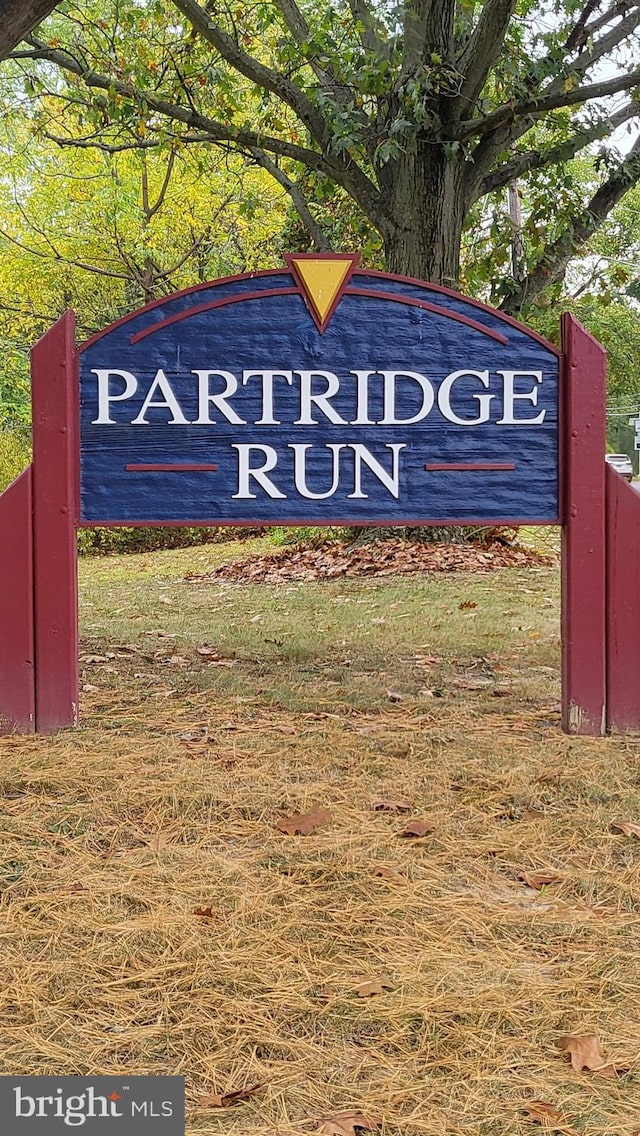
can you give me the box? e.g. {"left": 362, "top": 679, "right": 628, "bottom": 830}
{"left": 65, "top": 882, "right": 87, "bottom": 893}
{"left": 194, "top": 905, "right": 215, "bottom": 919}
{"left": 385, "top": 690, "right": 406, "bottom": 702}
{"left": 371, "top": 798, "right": 412, "bottom": 812}
{"left": 276, "top": 807, "right": 331, "bottom": 836}
{"left": 198, "top": 1083, "right": 263, "bottom": 1108}
{"left": 356, "top": 975, "right": 394, "bottom": 997}
{"left": 518, "top": 870, "right": 562, "bottom": 890}
{"left": 371, "top": 863, "right": 405, "bottom": 885}
{"left": 144, "top": 831, "right": 176, "bottom": 853}
{"left": 459, "top": 600, "right": 477, "bottom": 610}
{"left": 522, "top": 1099, "right": 576, "bottom": 1131}
{"left": 556, "top": 1034, "right": 617, "bottom": 1078}
{"left": 177, "top": 727, "right": 209, "bottom": 744}
{"left": 398, "top": 819, "right": 434, "bottom": 838}
{"left": 612, "top": 820, "right": 640, "bottom": 838}
{"left": 315, "top": 1110, "right": 380, "bottom": 1136}
{"left": 521, "top": 806, "right": 545, "bottom": 820}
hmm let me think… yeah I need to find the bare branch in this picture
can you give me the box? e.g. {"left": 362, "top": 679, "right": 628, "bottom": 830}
{"left": 500, "top": 133, "right": 640, "bottom": 314}
{"left": 247, "top": 147, "right": 332, "bottom": 250}
{"left": 0, "top": 225, "right": 132, "bottom": 280}
{"left": 565, "top": 0, "right": 605, "bottom": 52}
{"left": 347, "top": 0, "right": 386, "bottom": 54}
{"left": 456, "top": 0, "right": 518, "bottom": 109}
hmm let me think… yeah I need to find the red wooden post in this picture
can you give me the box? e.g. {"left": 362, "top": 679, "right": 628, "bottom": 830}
{"left": 0, "top": 467, "right": 35, "bottom": 733}
{"left": 31, "top": 311, "right": 79, "bottom": 731}
{"left": 605, "top": 464, "right": 640, "bottom": 730}
{"left": 561, "top": 314, "right": 607, "bottom": 735}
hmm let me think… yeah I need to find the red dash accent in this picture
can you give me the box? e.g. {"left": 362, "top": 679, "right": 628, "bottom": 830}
{"left": 345, "top": 288, "right": 509, "bottom": 344}
{"left": 425, "top": 462, "right": 515, "bottom": 471}
{"left": 125, "top": 464, "right": 218, "bottom": 472}
{"left": 129, "top": 288, "right": 298, "bottom": 344}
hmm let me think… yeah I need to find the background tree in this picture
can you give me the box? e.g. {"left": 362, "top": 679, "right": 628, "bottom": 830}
{"left": 6, "top": 0, "right": 640, "bottom": 315}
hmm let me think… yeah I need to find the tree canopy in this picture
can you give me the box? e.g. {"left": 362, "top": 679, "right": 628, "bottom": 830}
{"left": 4, "top": 0, "right": 640, "bottom": 315}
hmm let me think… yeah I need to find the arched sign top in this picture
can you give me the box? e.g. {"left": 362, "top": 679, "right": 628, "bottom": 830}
{"left": 78, "top": 255, "right": 560, "bottom": 527}
{"left": 80, "top": 258, "right": 559, "bottom": 355}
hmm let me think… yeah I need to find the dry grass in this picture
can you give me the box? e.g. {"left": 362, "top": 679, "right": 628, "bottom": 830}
{"left": 1, "top": 541, "right": 639, "bottom": 1136}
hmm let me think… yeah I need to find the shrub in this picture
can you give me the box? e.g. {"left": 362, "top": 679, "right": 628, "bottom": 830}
{"left": 0, "top": 429, "right": 31, "bottom": 491}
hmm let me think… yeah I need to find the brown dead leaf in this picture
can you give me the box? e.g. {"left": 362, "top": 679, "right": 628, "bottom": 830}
{"left": 518, "top": 870, "right": 562, "bottom": 890}
{"left": 612, "top": 820, "right": 640, "bottom": 838}
{"left": 356, "top": 975, "right": 394, "bottom": 997}
{"left": 371, "top": 863, "right": 405, "bottom": 885}
{"left": 371, "top": 798, "right": 412, "bottom": 813}
{"left": 198, "top": 1083, "right": 263, "bottom": 1108}
{"left": 193, "top": 906, "right": 215, "bottom": 919}
{"left": 276, "top": 807, "right": 331, "bottom": 836}
{"left": 398, "top": 819, "right": 434, "bottom": 838}
{"left": 522, "top": 1100, "right": 577, "bottom": 1131}
{"left": 144, "top": 831, "right": 176, "bottom": 853}
{"left": 315, "top": 1111, "right": 380, "bottom": 1136}
{"left": 556, "top": 1034, "right": 617, "bottom": 1078}
{"left": 459, "top": 600, "right": 477, "bottom": 610}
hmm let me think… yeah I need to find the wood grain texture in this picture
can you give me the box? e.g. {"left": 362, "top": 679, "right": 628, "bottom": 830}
{"left": 606, "top": 463, "right": 640, "bottom": 731}
{"left": 79, "top": 269, "right": 560, "bottom": 526}
{"left": 560, "top": 314, "right": 606, "bottom": 735}
{"left": 0, "top": 467, "right": 35, "bottom": 733}
{"left": 0, "top": 1, "right": 59, "bottom": 59}
{"left": 31, "top": 311, "right": 79, "bottom": 732}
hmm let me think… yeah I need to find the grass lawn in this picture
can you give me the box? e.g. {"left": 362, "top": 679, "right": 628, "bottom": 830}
{"left": 1, "top": 538, "right": 639, "bottom": 1135}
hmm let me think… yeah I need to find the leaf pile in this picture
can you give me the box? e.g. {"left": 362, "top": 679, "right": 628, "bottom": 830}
{"left": 185, "top": 537, "right": 553, "bottom": 585}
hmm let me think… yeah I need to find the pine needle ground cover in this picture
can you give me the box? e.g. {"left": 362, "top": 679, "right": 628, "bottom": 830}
{"left": 1, "top": 539, "right": 639, "bottom": 1136}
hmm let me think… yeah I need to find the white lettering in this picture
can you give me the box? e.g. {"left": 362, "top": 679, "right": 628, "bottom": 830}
{"left": 496, "top": 370, "right": 545, "bottom": 424}
{"left": 348, "top": 443, "right": 406, "bottom": 499}
{"left": 438, "top": 370, "right": 493, "bottom": 425}
{"left": 232, "top": 444, "right": 286, "bottom": 499}
{"left": 379, "top": 371, "right": 434, "bottom": 424}
{"left": 351, "top": 370, "right": 378, "bottom": 424}
{"left": 193, "top": 370, "right": 246, "bottom": 425}
{"left": 92, "top": 369, "right": 138, "bottom": 424}
{"left": 14, "top": 1089, "right": 36, "bottom": 1117}
{"left": 242, "top": 370, "right": 292, "bottom": 424}
{"left": 131, "top": 369, "right": 189, "bottom": 425}
{"left": 294, "top": 370, "right": 347, "bottom": 425}
{"left": 289, "top": 443, "right": 344, "bottom": 498}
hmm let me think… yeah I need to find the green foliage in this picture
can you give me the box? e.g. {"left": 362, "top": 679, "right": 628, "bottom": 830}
{"left": 77, "top": 526, "right": 265, "bottom": 556}
{"left": 0, "top": 428, "right": 30, "bottom": 490}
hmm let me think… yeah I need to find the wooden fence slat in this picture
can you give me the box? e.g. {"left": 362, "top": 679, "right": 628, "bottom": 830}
{"left": 31, "top": 311, "right": 79, "bottom": 731}
{"left": 561, "top": 314, "right": 607, "bottom": 735}
{"left": 0, "top": 466, "right": 35, "bottom": 733}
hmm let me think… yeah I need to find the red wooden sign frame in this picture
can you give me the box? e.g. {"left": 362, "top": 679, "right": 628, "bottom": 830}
{"left": 1, "top": 305, "right": 637, "bottom": 736}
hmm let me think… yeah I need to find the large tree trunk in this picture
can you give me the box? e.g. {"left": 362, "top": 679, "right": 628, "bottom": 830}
{"left": 382, "top": 143, "right": 466, "bottom": 287}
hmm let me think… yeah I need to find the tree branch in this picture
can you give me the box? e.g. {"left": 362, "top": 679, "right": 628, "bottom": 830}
{"left": 472, "top": 101, "right": 640, "bottom": 199}
{"left": 347, "top": 0, "right": 386, "bottom": 55}
{"left": 16, "top": 39, "right": 385, "bottom": 233}
{"left": 0, "top": 0, "right": 59, "bottom": 59}
{"left": 248, "top": 148, "right": 332, "bottom": 250}
{"left": 401, "top": 0, "right": 456, "bottom": 75}
{"left": 171, "top": 0, "right": 329, "bottom": 149}
{"left": 500, "top": 133, "right": 640, "bottom": 314}
{"left": 456, "top": 0, "right": 518, "bottom": 109}
{"left": 454, "top": 66, "right": 640, "bottom": 141}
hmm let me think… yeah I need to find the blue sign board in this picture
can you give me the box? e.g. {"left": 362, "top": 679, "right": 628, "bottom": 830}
{"left": 78, "top": 255, "right": 559, "bottom": 525}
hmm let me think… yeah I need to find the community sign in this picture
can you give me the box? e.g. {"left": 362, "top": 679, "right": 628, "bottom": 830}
{"left": 79, "top": 254, "right": 559, "bottom": 526}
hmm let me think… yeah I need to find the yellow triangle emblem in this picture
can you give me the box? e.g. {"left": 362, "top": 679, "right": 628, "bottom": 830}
{"left": 285, "top": 253, "right": 359, "bottom": 331}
